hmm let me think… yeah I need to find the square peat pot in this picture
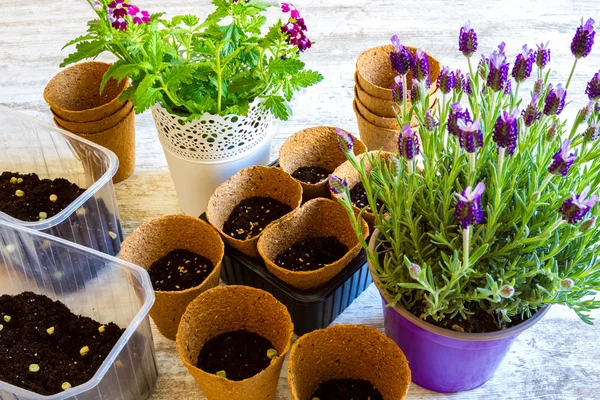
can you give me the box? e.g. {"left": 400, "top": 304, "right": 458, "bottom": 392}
{"left": 0, "top": 220, "right": 158, "bottom": 400}
{"left": 0, "top": 107, "right": 124, "bottom": 256}
{"left": 220, "top": 245, "right": 372, "bottom": 335}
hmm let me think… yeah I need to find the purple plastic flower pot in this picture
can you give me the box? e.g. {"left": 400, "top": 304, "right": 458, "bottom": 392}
{"left": 368, "top": 231, "right": 550, "bottom": 393}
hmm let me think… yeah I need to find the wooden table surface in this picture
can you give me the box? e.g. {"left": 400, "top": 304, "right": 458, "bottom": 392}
{"left": 1, "top": 0, "right": 600, "bottom": 399}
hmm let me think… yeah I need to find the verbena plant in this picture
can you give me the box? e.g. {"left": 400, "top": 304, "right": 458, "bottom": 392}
{"left": 331, "top": 18, "right": 600, "bottom": 328}
{"left": 62, "top": 0, "right": 323, "bottom": 120}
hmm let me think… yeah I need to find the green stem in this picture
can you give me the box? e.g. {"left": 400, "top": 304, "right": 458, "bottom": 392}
{"left": 463, "top": 226, "right": 471, "bottom": 271}
{"left": 512, "top": 81, "right": 521, "bottom": 109}
{"left": 216, "top": 48, "right": 223, "bottom": 113}
{"left": 469, "top": 152, "right": 476, "bottom": 184}
{"left": 566, "top": 59, "right": 578, "bottom": 90}
{"left": 402, "top": 74, "right": 408, "bottom": 123}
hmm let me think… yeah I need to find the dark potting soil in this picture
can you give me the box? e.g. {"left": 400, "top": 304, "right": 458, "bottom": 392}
{"left": 311, "top": 379, "right": 384, "bottom": 400}
{"left": 349, "top": 182, "right": 384, "bottom": 212}
{"left": 196, "top": 330, "right": 275, "bottom": 381}
{"left": 0, "top": 172, "right": 85, "bottom": 222}
{"left": 223, "top": 196, "right": 292, "bottom": 240}
{"left": 291, "top": 166, "right": 332, "bottom": 184}
{"left": 274, "top": 236, "right": 349, "bottom": 272}
{"left": 147, "top": 249, "right": 215, "bottom": 291}
{"left": 0, "top": 292, "right": 124, "bottom": 396}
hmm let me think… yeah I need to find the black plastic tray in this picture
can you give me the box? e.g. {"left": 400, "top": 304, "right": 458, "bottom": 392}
{"left": 220, "top": 246, "right": 372, "bottom": 335}
{"left": 205, "top": 159, "right": 372, "bottom": 335}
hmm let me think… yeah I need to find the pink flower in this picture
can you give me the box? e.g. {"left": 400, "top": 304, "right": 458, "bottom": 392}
{"left": 127, "top": 4, "right": 150, "bottom": 24}
{"left": 108, "top": 0, "right": 128, "bottom": 18}
{"left": 281, "top": 3, "right": 300, "bottom": 19}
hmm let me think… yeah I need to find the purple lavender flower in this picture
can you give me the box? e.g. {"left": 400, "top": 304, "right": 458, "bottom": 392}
{"left": 454, "top": 182, "right": 485, "bottom": 229}
{"left": 547, "top": 123, "right": 558, "bottom": 140}
{"left": 390, "top": 35, "right": 413, "bottom": 75}
{"left": 437, "top": 66, "right": 456, "bottom": 94}
{"left": 548, "top": 140, "right": 577, "bottom": 176}
{"left": 487, "top": 51, "right": 510, "bottom": 92}
{"left": 533, "top": 79, "right": 544, "bottom": 95}
{"left": 413, "top": 49, "right": 430, "bottom": 86}
{"left": 398, "top": 125, "right": 420, "bottom": 160}
{"left": 477, "top": 55, "right": 488, "bottom": 79}
{"left": 522, "top": 93, "right": 541, "bottom": 127}
{"left": 454, "top": 69, "right": 464, "bottom": 94}
{"left": 504, "top": 78, "right": 512, "bottom": 95}
{"left": 458, "top": 21, "right": 478, "bottom": 57}
{"left": 108, "top": 0, "right": 128, "bottom": 18}
{"left": 543, "top": 84, "right": 567, "bottom": 116}
{"left": 512, "top": 45, "right": 534, "bottom": 82}
{"left": 457, "top": 119, "right": 483, "bottom": 153}
{"left": 571, "top": 18, "right": 596, "bottom": 59}
{"left": 336, "top": 128, "right": 354, "bottom": 153}
{"left": 559, "top": 187, "right": 599, "bottom": 224}
{"left": 463, "top": 73, "right": 473, "bottom": 94}
{"left": 535, "top": 42, "right": 551, "bottom": 69}
{"left": 584, "top": 123, "right": 600, "bottom": 141}
{"left": 127, "top": 4, "right": 150, "bottom": 24}
{"left": 281, "top": 3, "right": 300, "bottom": 19}
{"left": 410, "top": 78, "right": 421, "bottom": 103}
{"left": 392, "top": 75, "right": 404, "bottom": 103}
{"left": 493, "top": 108, "right": 520, "bottom": 155}
{"left": 448, "top": 103, "right": 472, "bottom": 136}
{"left": 328, "top": 175, "right": 348, "bottom": 197}
{"left": 586, "top": 71, "right": 600, "bottom": 101}
{"left": 579, "top": 101, "right": 595, "bottom": 123}
{"left": 497, "top": 42, "right": 507, "bottom": 55}
{"left": 424, "top": 110, "right": 439, "bottom": 131}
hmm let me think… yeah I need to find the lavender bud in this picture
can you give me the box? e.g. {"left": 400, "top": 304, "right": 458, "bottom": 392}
{"left": 512, "top": 45, "right": 534, "bottom": 82}
{"left": 458, "top": 21, "right": 478, "bottom": 57}
{"left": 559, "top": 187, "right": 599, "bottom": 224}
{"left": 410, "top": 78, "right": 421, "bottom": 103}
{"left": 424, "top": 110, "right": 439, "bottom": 131}
{"left": 521, "top": 93, "right": 541, "bottom": 127}
{"left": 390, "top": 35, "right": 414, "bottom": 75}
{"left": 463, "top": 73, "right": 473, "bottom": 94}
{"left": 457, "top": 119, "right": 483, "bottom": 153}
{"left": 571, "top": 18, "right": 596, "bottom": 59}
{"left": 561, "top": 278, "right": 575, "bottom": 290}
{"left": 580, "top": 216, "right": 596, "bottom": 232}
{"left": 398, "top": 125, "right": 420, "bottom": 160}
{"left": 585, "top": 71, "right": 600, "bottom": 101}
{"left": 413, "top": 49, "right": 430, "bottom": 87}
{"left": 392, "top": 75, "right": 404, "bottom": 103}
{"left": 504, "top": 78, "right": 512, "bottom": 95}
{"left": 328, "top": 175, "right": 349, "bottom": 198}
{"left": 548, "top": 140, "right": 577, "bottom": 176}
{"left": 547, "top": 123, "right": 558, "bottom": 140}
{"left": 499, "top": 285, "right": 515, "bottom": 298}
{"left": 578, "top": 101, "right": 595, "bottom": 123}
{"left": 454, "top": 182, "right": 485, "bottom": 229}
{"left": 487, "top": 51, "right": 510, "bottom": 92}
{"left": 584, "top": 123, "right": 600, "bottom": 141}
{"left": 408, "top": 263, "right": 422, "bottom": 280}
{"left": 493, "top": 109, "right": 520, "bottom": 155}
{"left": 437, "top": 66, "right": 456, "bottom": 94}
{"left": 454, "top": 69, "right": 464, "bottom": 94}
{"left": 543, "top": 84, "right": 567, "bottom": 116}
{"left": 448, "top": 103, "right": 472, "bottom": 137}
{"left": 336, "top": 129, "right": 354, "bottom": 153}
{"left": 535, "top": 41, "right": 551, "bottom": 69}
{"left": 388, "top": 155, "right": 401, "bottom": 176}
{"left": 478, "top": 55, "right": 488, "bottom": 79}
{"left": 533, "top": 79, "right": 544, "bottom": 95}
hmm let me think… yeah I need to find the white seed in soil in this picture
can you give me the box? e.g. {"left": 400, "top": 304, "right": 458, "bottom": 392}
{"left": 61, "top": 382, "right": 72, "bottom": 390}
{"left": 17, "top": 178, "right": 23, "bottom": 184}
{"left": 38, "top": 212, "right": 48, "bottom": 220}
{"left": 49, "top": 194, "right": 58, "bottom": 202}
{"left": 9, "top": 177, "right": 17, "bottom": 184}
{"left": 15, "top": 189, "right": 24, "bottom": 197}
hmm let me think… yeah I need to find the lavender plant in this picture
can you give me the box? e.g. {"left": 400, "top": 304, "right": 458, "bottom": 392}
{"left": 331, "top": 18, "right": 600, "bottom": 328}
{"left": 62, "top": 0, "right": 323, "bottom": 120}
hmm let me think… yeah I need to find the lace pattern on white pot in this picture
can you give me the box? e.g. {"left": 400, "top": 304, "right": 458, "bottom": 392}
{"left": 151, "top": 101, "right": 272, "bottom": 161}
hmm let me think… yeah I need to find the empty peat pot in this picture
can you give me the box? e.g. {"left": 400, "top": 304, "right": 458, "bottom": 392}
{"left": 53, "top": 100, "right": 134, "bottom": 134}
{"left": 279, "top": 126, "right": 367, "bottom": 200}
{"left": 206, "top": 165, "right": 303, "bottom": 259}
{"left": 176, "top": 285, "right": 294, "bottom": 400}
{"left": 353, "top": 100, "right": 405, "bottom": 153}
{"left": 288, "top": 324, "right": 411, "bottom": 400}
{"left": 331, "top": 151, "right": 396, "bottom": 227}
{"left": 356, "top": 44, "right": 441, "bottom": 101}
{"left": 44, "top": 61, "right": 130, "bottom": 123}
{"left": 120, "top": 214, "right": 224, "bottom": 340}
{"left": 257, "top": 198, "right": 369, "bottom": 291}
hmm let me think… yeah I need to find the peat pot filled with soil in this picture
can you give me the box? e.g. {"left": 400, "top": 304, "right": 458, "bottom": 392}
{"left": 258, "top": 198, "right": 369, "bottom": 291}
{"left": 206, "top": 166, "right": 303, "bottom": 259}
{"left": 330, "top": 151, "right": 396, "bottom": 227}
{"left": 278, "top": 126, "right": 367, "bottom": 201}
{"left": 288, "top": 324, "right": 411, "bottom": 400}
{"left": 0, "top": 292, "right": 125, "bottom": 396}
{"left": 120, "top": 215, "right": 224, "bottom": 340}
{"left": 176, "top": 286, "right": 293, "bottom": 400}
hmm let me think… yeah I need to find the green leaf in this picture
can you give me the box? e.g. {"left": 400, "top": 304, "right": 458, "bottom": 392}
{"left": 268, "top": 57, "right": 305, "bottom": 75}
{"left": 132, "top": 74, "right": 161, "bottom": 112}
{"left": 283, "top": 79, "right": 294, "bottom": 101}
{"left": 289, "top": 70, "right": 324, "bottom": 90}
{"left": 245, "top": 16, "right": 267, "bottom": 34}
{"left": 145, "top": 32, "right": 165, "bottom": 69}
{"left": 228, "top": 76, "right": 261, "bottom": 94}
{"left": 263, "top": 95, "right": 291, "bottom": 120}
{"left": 62, "top": 34, "right": 97, "bottom": 50}
{"left": 162, "top": 65, "right": 195, "bottom": 90}
{"left": 60, "top": 40, "right": 106, "bottom": 67}
{"left": 101, "top": 61, "right": 140, "bottom": 93}
{"left": 181, "top": 14, "right": 200, "bottom": 27}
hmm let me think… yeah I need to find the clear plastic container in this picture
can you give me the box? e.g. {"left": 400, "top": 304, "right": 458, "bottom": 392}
{"left": 0, "top": 106, "right": 123, "bottom": 256}
{"left": 0, "top": 219, "right": 158, "bottom": 400}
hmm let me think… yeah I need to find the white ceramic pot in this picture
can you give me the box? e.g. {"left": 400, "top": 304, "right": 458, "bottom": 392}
{"left": 151, "top": 102, "right": 273, "bottom": 216}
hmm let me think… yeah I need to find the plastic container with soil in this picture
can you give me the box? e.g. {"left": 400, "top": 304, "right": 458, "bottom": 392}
{"left": 257, "top": 198, "right": 369, "bottom": 291}
{"left": 0, "top": 106, "right": 124, "bottom": 284}
{"left": 287, "top": 324, "right": 411, "bottom": 400}
{"left": 120, "top": 215, "right": 225, "bottom": 341}
{"left": 278, "top": 127, "right": 367, "bottom": 201}
{"left": 0, "top": 220, "right": 157, "bottom": 400}
{"left": 176, "top": 286, "right": 293, "bottom": 400}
